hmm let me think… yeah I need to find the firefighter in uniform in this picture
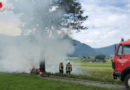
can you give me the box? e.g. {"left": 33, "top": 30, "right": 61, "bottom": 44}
{"left": 59, "top": 62, "right": 64, "bottom": 74}
{"left": 66, "top": 62, "right": 72, "bottom": 74}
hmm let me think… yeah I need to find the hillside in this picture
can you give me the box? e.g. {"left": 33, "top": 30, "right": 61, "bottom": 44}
{"left": 70, "top": 40, "right": 115, "bottom": 57}
{"left": 70, "top": 40, "right": 99, "bottom": 57}
{"left": 95, "top": 45, "right": 115, "bottom": 56}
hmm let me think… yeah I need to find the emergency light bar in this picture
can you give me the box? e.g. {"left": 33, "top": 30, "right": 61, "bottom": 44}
{"left": 121, "top": 38, "right": 124, "bottom": 41}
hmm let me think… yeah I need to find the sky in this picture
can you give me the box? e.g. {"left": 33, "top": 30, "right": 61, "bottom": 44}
{"left": 0, "top": 0, "right": 130, "bottom": 48}
{"left": 72, "top": 0, "right": 130, "bottom": 48}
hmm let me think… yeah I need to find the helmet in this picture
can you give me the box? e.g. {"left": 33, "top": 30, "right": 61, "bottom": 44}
{"left": 67, "top": 60, "right": 70, "bottom": 64}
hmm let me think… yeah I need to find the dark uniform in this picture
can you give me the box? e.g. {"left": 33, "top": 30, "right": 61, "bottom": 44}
{"left": 59, "top": 62, "right": 64, "bottom": 74}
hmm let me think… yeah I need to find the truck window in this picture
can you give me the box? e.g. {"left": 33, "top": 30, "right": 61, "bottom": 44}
{"left": 123, "top": 45, "right": 130, "bottom": 54}
{"left": 118, "top": 45, "right": 122, "bottom": 56}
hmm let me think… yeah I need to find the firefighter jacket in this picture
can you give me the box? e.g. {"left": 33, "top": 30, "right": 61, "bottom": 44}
{"left": 66, "top": 64, "right": 72, "bottom": 71}
{"left": 59, "top": 64, "right": 64, "bottom": 70}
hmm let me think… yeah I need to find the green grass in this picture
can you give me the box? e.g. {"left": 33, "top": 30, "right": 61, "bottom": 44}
{"left": 66, "top": 58, "right": 122, "bottom": 84}
{"left": 0, "top": 73, "right": 117, "bottom": 90}
{"left": 79, "top": 62, "right": 121, "bottom": 84}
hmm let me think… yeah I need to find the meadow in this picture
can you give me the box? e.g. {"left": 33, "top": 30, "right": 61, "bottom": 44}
{"left": 0, "top": 73, "right": 117, "bottom": 90}
{"left": 0, "top": 57, "right": 123, "bottom": 90}
{"left": 65, "top": 57, "right": 122, "bottom": 84}
{"left": 78, "top": 62, "right": 121, "bottom": 84}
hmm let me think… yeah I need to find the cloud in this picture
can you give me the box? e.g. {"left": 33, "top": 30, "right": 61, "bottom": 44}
{"left": 0, "top": 11, "right": 21, "bottom": 36}
{"left": 0, "top": 21, "right": 21, "bottom": 36}
{"left": 0, "top": 0, "right": 129, "bottom": 48}
{"left": 73, "top": 0, "right": 130, "bottom": 48}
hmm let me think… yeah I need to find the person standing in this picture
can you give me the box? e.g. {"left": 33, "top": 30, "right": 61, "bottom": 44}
{"left": 59, "top": 62, "right": 64, "bottom": 74}
{"left": 66, "top": 62, "right": 72, "bottom": 75}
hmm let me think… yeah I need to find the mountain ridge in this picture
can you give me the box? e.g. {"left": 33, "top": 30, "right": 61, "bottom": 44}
{"left": 70, "top": 40, "right": 115, "bottom": 57}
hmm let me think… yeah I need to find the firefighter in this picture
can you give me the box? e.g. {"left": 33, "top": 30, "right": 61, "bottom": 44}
{"left": 59, "top": 62, "right": 64, "bottom": 74}
{"left": 66, "top": 62, "right": 72, "bottom": 75}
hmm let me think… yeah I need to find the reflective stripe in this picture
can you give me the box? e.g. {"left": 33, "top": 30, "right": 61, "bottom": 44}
{"left": 66, "top": 65, "right": 72, "bottom": 71}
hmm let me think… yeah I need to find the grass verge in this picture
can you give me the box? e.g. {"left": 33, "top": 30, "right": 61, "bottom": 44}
{"left": 0, "top": 73, "right": 118, "bottom": 90}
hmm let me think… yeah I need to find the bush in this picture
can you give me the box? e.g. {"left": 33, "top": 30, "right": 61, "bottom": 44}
{"left": 95, "top": 55, "right": 106, "bottom": 62}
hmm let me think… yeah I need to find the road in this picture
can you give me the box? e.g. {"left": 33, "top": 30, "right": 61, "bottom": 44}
{"left": 44, "top": 76, "right": 126, "bottom": 90}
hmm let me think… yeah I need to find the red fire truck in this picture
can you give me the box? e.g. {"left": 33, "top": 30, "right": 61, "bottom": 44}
{"left": 112, "top": 39, "right": 130, "bottom": 88}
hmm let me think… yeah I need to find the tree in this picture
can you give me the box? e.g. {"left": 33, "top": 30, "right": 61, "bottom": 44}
{"left": 95, "top": 55, "right": 106, "bottom": 62}
{"left": 58, "top": 0, "right": 88, "bottom": 31}
{"left": 11, "top": 0, "right": 87, "bottom": 33}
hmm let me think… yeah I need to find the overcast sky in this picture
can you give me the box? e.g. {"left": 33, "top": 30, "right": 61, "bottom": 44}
{"left": 0, "top": 0, "right": 130, "bottom": 48}
{"left": 72, "top": 0, "right": 130, "bottom": 48}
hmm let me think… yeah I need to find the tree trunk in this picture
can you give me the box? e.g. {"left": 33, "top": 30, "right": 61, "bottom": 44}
{"left": 40, "top": 60, "right": 46, "bottom": 73}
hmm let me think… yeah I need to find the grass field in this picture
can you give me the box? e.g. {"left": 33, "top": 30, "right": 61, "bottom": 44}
{"left": 66, "top": 58, "right": 122, "bottom": 84}
{"left": 0, "top": 57, "right": 122, "bottom": 90}
{"left": 79, "top": 62, "right": 121, "bottom": 84}
{"left": 0, "top": 73, "right": 117, "bottom": 90}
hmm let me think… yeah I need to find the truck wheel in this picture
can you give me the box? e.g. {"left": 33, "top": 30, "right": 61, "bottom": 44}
{"left": 124, "top": 74, "right": 130, "bottom": 89}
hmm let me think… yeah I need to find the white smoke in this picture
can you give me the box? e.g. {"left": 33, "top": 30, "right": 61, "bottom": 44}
{"left": 0, "top": 0, "right": 74, "bottom": 73}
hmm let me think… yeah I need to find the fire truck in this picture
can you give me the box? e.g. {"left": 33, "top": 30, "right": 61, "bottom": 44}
{"left": 112, "top": 39, "right": 130, "bottom": 88}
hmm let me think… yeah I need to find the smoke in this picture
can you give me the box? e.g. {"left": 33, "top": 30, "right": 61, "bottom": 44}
{"left": 0, "top": 0, "right": 74, "bottom": 73}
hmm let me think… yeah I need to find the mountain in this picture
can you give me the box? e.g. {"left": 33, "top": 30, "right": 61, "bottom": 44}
{"left": 70, "top": 40, "right": 115, "bottom": 57}
{"left": 69, "top": 40, "right": 99, "bottom": 57}
{"left": 95, "top": 45, "right": 115, "bottom": 56}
